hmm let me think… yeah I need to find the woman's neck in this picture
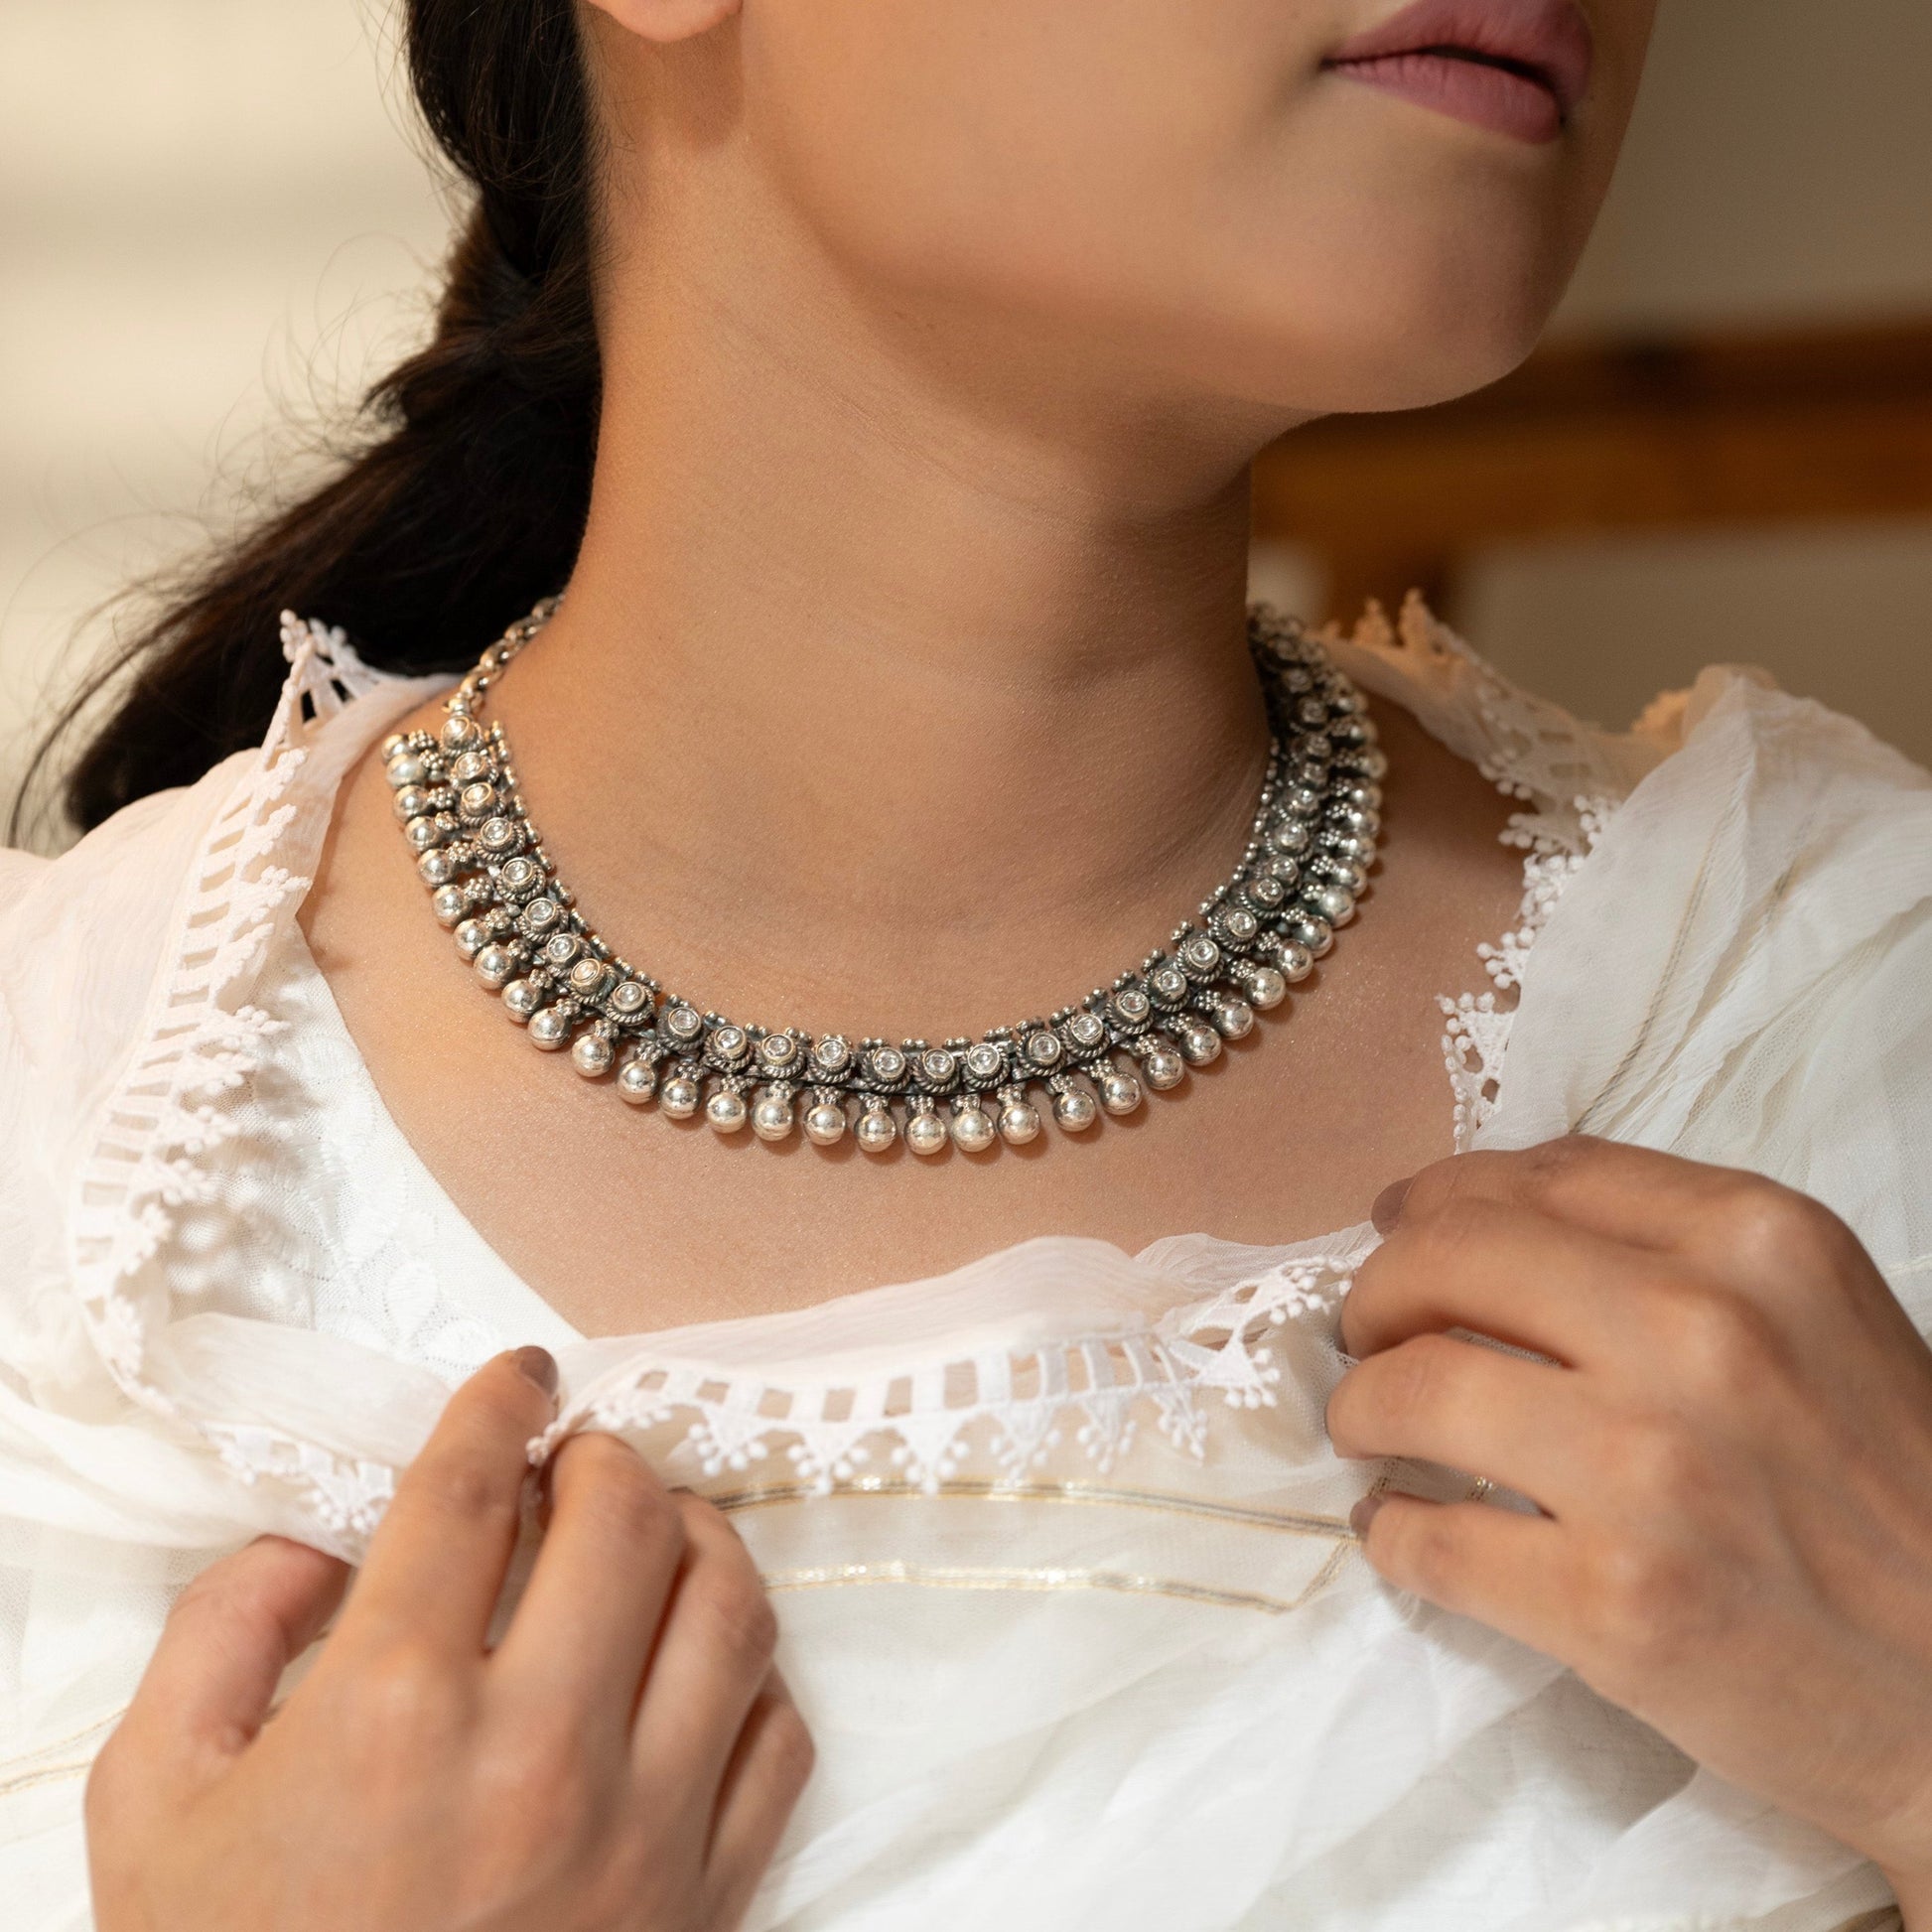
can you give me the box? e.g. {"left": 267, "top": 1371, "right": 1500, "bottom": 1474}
{"left": 491, "top": 227, "right": 1292, "bottom": 1035}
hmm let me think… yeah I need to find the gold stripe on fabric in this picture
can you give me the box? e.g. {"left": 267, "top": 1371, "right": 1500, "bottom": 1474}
{"left": 712, "top": 1475, "right": 1355, "bottom": 1540}
{"left": 759, "top": 1555, "right": 1358, "bottom": 1617}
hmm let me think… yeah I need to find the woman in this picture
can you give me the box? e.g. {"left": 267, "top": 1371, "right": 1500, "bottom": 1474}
{"left": 3, "top": 0, "right": 1930, "bottom": 1925}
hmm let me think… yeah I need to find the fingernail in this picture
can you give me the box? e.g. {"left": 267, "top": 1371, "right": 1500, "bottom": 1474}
{"left": 511, "top": 1346, "right": 559, "bottom": 1396}
{"left": 1350, "top": 1494, "right": 1384, "bottom": 1539}
{"left": 1370, "top": 1175, "right": 1414, "bottom": 1233}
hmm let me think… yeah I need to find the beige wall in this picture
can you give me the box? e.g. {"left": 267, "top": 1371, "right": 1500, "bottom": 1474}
{"left": 4, "top": 0, "right": 1930, "bottom": 817}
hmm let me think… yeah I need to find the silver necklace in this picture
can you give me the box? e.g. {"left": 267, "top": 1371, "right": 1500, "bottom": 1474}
{"left": 385, "top": 601, "right": 1385, "bottom": 1160}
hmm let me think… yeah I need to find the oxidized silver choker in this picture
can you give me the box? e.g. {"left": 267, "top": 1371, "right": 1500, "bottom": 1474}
{"left": 386, "top": 601, "right": 1385, "bottom": 1159}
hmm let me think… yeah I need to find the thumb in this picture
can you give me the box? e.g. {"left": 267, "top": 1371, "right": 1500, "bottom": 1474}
{"left": 128, "top": 1536, "right": 350, "bottom": 1770}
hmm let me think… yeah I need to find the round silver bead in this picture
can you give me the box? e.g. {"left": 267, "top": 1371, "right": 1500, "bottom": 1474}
{"left": 1285, "top": 915, "right": 1335, "bottom": 959}
{"left": 1267, "top": 821, "right": 1311, "bottom": 856}
{"left": 1309, "top": 884, "right": 1356, "bottom": 927}
{"left": 618, "top": 1058, "right": 659, "bottom": 1106}
{"left": 855, "top": 1106, "right": 898, "bottom": 1155}
{"left": 500, "top": 978, "right": 542, "bottom": 1023}
{"left": 1212, "top": 998, "right": 1256, "bottom": 1041}
{"left": 392, "top": 785, "right": 431, "bottom": 822}
{"left": 384, "top": 753, "right": 425, "bottom": 791}
{"left": 1100, "top": 1070, "right": 1144, "bottom": 1115}
{"left": 528, "top": 1007, "right": 572, "bottom": 1050}
{"left": 706, "top": 1088, "right": 749, "bottom": 1135}
{"left": 753, "top": 1093, "right": 795, "bottom": 1143}
{"left": 998, "top": 1100, "right": 1041, "bottom": 1146}
{"left": 1329, "top": 860, "right": 1370, "bottom": 897}
{"left": 1142, "top": 1044, "right": 1186, "bottom": 1091}
{"left": 1246, "top": 965, "right": 1288, "bottom": 1010}
{"left": 1278, "top": 941, "right": 1315, "bottom": 982}
{"left": 1178, "top": 1020, "right": 1223, "bottom": 1067}
{"left": 572, "top": 1033, "right": 615, "bottom": 1078}
{"left": 660, "top": 1073, "right": 702, "bottom": 1119}
{"left": 1359, "top": 747, "right": 1390, "bottom": 780}
{"left": 804, "top": 1101, "right": 849, "bottom": 1147}
{"left": 405, "top": 815, "right": 443, "bottom": 851}
{"left": 474, "top": 944, "right": 515, "bottom": 989}
{"left": 430, "top": 885, "right": 468, "bottom": 927}
{"left": 1343, "top": 781, "right": 1384, "bottom": 810}
{"left": 417, "top": 851, "right": 458, "bottom": 888}
{"left": 454, "top": 918, "right": 489, "bottom": 961}
{"left": 1053, "top": 1086, "right": 1099, "bottom": 1133}
{"left": 379, "top": 733, "right": 408, "bottom": 759}
{"left": 905, "top": 1110, "right": 949, "bottom": 1157}
{"left": 950, "top": 1105, "right": 997, "bottom": 1153}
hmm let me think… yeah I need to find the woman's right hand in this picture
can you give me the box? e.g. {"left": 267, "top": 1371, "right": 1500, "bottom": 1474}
{"left": 86, "top": 1347, "right": 812, "bottom": 1932}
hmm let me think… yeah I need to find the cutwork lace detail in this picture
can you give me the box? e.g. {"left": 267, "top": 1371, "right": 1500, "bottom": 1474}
{"left": 62, "top": 602, "right": 1637, "bottom": 1548}
{"left": 1327, "top": 596, "right": 1629, "bottom": 1151}
{"left": 68, "top": 616, "right": 392, "bottom": 1526}
{"left": 536, "top": 1250, "right": 1364, "bottom": 1496}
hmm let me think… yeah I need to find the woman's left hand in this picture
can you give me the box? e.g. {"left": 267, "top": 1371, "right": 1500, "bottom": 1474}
{"left": 1328, "top": 1137, "right": 1932, "bottom": 1916}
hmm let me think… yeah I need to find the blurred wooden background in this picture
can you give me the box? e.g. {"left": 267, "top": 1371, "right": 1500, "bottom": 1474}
{"left": 1257, "top": 319, "right": 1932, "bottom": 622}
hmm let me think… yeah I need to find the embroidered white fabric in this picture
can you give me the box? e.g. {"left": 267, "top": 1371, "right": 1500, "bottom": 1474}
{"left": 1, "top": 599, "right": 1926, "bottom": 1932}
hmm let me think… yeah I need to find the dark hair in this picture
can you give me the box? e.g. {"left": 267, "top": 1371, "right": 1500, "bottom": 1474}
{"left": 38, "top": 0, "right": 600, "bottom": 835}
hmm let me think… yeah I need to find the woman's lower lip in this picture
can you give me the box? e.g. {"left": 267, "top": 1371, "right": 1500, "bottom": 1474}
{"left": 1327, "top": 50, "right": 1565, "bottom": 145}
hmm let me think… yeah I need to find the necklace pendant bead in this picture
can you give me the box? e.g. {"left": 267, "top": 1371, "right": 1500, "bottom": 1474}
{"left": 1100, "top": 1066, "right": 1144, "bottom": 1115}
{"left": 571, "top": 1032, "right": 615, "bottom": 1078}
{"left": 618, "top": 1057, "right": 659, "bottom": 1105}
{"left": 474, "top": 944, "right": 516, "bottom": 989}
{"left": 998, "top": 1094, "right": 1042, "bottom": 1146}
{"left": 660, "top": 1071, "right": 702, "bottom": 1119}
{"left": 752, "top": 1089, "right": 796, "bottom": 1142}
{"left": 905, "top": 1106, "right": 949, "bottom": 1157}
{"left": 855, "top": 1101, "right": 898, "bottom": 1155}
{"left": 1177, "top": 1019, "right": 1223, "bottom": 1067}
{"left": 804, "top": 1098, "right": 849, "bottom": 1146}
{"left": 1052, "top": 1084, "right": 1099, "bottom": 1133}
{"left": 1140, "top": 1038, "right": 1186, "bottom": 1090}
{"left": 501, "top": 979, "right": 542, "bottom": 1023}
{"left": 949, "top": 1102, "right": 997, "bottom": 1153}
{"left": 1211, "top": 997, "right": 1256, "bottom": 1040}
{"left": 528, "top": 1007, "right": 573, "bottom": 1050}
{"left": 1244, "top": 965, "right": 1289, "bottom": 1011}
{"left": 706, "top": 1086, "right": 749, "bottom": 1134}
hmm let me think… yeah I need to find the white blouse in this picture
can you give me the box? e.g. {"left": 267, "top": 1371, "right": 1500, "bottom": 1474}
{"left": 2, "top": 600, "right": 1927, "bottom": 1932}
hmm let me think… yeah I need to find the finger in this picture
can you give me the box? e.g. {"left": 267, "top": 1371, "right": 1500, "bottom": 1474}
{"left": 123, "top": 1537, "right": 349, "bottom": 1772}
{"left": 631, "top": 1497, "right": 781, "bottom": 1812}
{"left": 703, "top": 1672, "right": 815, "bottom": 1927}
{"left": 345, "top": 1348, "right": 557, "bottom": 1654}
{"left": 1341, "top": 1197, "right": 1674, "bottom": 1367}
{"left": 1376, "top": 1138, "right": 1743, "bottom": 1258}
{"left": 1354, "top": 1493, "right": 1574, "bottom": 1659}
{"left": 491, "top": 1432, "right": 688, "bottom": 1734}
{"left": 1327, "top": 1332, "right": 1594, "bottom": 1511}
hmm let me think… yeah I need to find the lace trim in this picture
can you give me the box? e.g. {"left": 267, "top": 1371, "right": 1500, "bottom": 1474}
{"left": 60, "top": 604, "right": 1631, "bottom": 1547}
{"left": 536, "top": 1254, "right": 1360, "bottom": 1496}
{"left": 66, "top": 616, "right": 389, "bottom": 1510}
{"left": 1328, "top": 596, "right": 1621, "bottom": 1151}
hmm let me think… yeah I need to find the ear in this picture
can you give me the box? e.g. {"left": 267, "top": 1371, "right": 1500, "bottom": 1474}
{"left": 583, "top": 0, "right": 740, "bottom": 42}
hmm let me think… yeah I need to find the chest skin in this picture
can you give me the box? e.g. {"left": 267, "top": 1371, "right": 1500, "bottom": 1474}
{"left": 300, "top": 695, "right": 1526, "bottom": 1338}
